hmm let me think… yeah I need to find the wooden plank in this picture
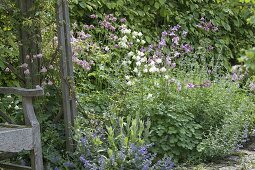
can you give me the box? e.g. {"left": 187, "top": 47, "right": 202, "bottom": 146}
{"left": 0, "top": 87, "right": 44, "bottom": 96}
{"left": 0, "top": 163, "right": 32, "bottom": 170}
{"left": 0, "top": 127, "right": 33, "bottom": 152}
{"left": 22, "top": 97, "right": 43, "bottom": 170}
{"left": 0, "top": 152, "right": 17, "bottom": 161}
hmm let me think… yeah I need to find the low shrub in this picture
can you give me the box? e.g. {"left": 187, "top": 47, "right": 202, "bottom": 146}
{"left": 109, "top": 71, "right": 255, "bottom": 162}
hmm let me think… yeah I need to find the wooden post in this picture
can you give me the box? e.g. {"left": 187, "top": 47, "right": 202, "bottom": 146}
{"left": 56, "top": 0, "right": 77, "bottom": 152}
{"left": 16, "top": 0, "right": 42, "bottom": 88}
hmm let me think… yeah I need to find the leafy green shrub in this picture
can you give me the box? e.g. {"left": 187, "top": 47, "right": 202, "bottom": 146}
{"left": 109, "top": 71, "right": 255, "bottom": 162}
{"left": 69, "top": 0, "right": 255, "bottom": 66}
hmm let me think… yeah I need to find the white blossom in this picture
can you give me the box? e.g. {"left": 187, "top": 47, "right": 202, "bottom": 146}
{"left": 155, "top": 58, "right": 162, "bottom": 64}
{"left": 136, "top": 61, "right": 141, "bottom": 66}
{"left": 160, "top": 67, "right": 167, "bottom": 72}
{"left": 138, "top": 32, "right": 143, "bottom": 36}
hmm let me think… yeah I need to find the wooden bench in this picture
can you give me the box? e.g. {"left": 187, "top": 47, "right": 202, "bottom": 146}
{"left": 0, "top": 87, "right": 44, "bottom": 170}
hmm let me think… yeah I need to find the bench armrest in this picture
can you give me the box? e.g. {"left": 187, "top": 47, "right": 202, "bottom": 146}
{"left": 0, "top": 87, "right": 44, "bottom": 97}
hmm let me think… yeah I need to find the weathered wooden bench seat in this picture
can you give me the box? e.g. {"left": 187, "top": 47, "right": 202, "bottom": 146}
{"left": 0, "top": 87, "right": 44, "bottom": 170}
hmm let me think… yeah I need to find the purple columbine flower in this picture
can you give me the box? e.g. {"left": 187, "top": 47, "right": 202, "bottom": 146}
{"left": 130, "top": 143, "right": 137, "bottom": 152}
{"left": 80, "top": 155, "right": 92, "bottom": 168}
{"left": 90, "top": 14, "right": 97, "bottom": 19}
{"left": 174, "top": 51, "right": 180, "bottom": 58}
{"left": 80, "top": 137, "right": 87, "bottom": 146}
{"left": 182, "top": 30, "right": 188, "bottom": 37}
{"left": 99, "top": 156, "right": 105, "bottom": 168}
{"left": 172, "top": 36, "right": 179, "bottom": 45}
{"left": 110, "top": 17, "right": 117, "bottom": 22}
{"left": 164, "top": 158, "right": 174, "bottom": 169}
{"left": 109, "top": 25, "right": 116, "bottom": 32}
{"left": 181, "top": 43, "right": 192, "bottom": 53}
{"left": 208, "top": 45, "right": 214, "bottom": 51}
{"left": 171, "top": 24, "right": 181, "bottom": 31}
{"left": 166, "top": 56, "right": 171, "bottom": 65}
{"left": 162, "top": 31, "right": 168, "bottom": 37}
{"left": 140, "top": 47, "right": 146, "bottom": 52}
{"left": 249, "top": 82, "right": 255, "bottom": 92}
{"left": 138, "top": 146, "right": 148, "bottom": 155}
{"left": 120, "top": 18, "right": 127, "bottom": 23}
{"left": 63, "top": 162, "right": 74, "bottom": 167}
{"left": 85, "top": 34, "right": 91, "bottom": 39}
{"left": 231, "top": 73, "right": 239, "bottom": 81}
{"left": 169, "top": 31, "right": 175, "bottom": 36}
{"left": 159, "top": 38, "right": 166, "bottom": 47}
{"left": 187, "top": 83, "right": 195, "bottom": 88}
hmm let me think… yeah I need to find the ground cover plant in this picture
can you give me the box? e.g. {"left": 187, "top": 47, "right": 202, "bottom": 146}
{"left": 1, "top": 0, "right": 255, "bottom": 169}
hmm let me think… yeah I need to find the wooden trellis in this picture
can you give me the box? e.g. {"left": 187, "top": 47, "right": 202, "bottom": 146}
{"left": 14, "top": 0, "right": 76, "bottom": 152}
{"left": 56, "top": 0, "right": 77, "bottom": 152}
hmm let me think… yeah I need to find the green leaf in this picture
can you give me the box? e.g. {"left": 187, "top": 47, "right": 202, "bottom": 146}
{"left": 154, "top": 2, "right": 160, "bottom": 9}
{"left": 159, "top": 0, "right": 166, "bottom": 5}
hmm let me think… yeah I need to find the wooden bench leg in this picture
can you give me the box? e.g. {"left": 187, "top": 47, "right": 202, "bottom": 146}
{"left": 31, "top": 126, "right": 43, "bottom": 170}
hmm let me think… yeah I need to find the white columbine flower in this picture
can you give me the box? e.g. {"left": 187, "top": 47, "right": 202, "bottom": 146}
{"left": 140, "top": 57, "right": 147, "bottom": 63}
{"left": 147, "top": 93, "right": 153, "bottom": 99}
{"left": 121, "top": 35, "right": 128, "bottom": 42}
{"left": 128, "top": 51, "right": 134, "bottom": 57}
{"left": 149, "top": 66, "right": 157, "bottom": 73}
{"left": 143, "top": 68, "right": 148, "bottom": 73}
{"left": 133, "top": 67, "right": 138, "bottom": 73}
{"left": 160, "top": 67, "right": 167, "bottom": 72}
{"left": 127, "top": 81, "right": 132, "bottom": 86}
{"left": 137, "top": 51, "right": 145, "bottom": 57}
{"left": 149, "top": 60, "right": 155, "bottom": 66}
{"left": 155, "top": 58, "right": 162, "bottom": 64}
{"left": 141, "top": 40, "right": 146, "bottom": 44}
{"left": 136, "top": 61, "right": 141, "bottom": 66}
{"left": 14, "top": 105, "right": 19, "bottom": 110}
{"left": 132, "top": 31, "right": 138, "bottom": 37}
{"left": 125, "top": 29, "right": 131, "bottom": 34}
{"left": 136, "top": 39, "right": 140, "bottom": 43}
{"left": 138, "top": 32, "right": 143, "bottom": 36}
{"left": 122, "top": 61, "right": 127, "bottom": 65}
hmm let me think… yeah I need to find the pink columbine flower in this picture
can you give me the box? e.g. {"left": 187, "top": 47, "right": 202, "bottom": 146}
{"left": 19, "top": 63, "right": 28, "bottom": 68}
{"left": 5, "top": 67, "right": 10, "bottom": 72}
{"left": 40, "top": 67, "right": 47, "bottom": 73}
{"left": 24, "top": 69, "right": 30, "bottom": 75}
{"left": 37, "top": 54, "right": 43, "bottom": 58}
{"left": 48, "top": 80, "right": 53, "bottom": 85}
{"left": 90, "top": 14, "right": 97, "bottom": 19}
{"left": 41, "top": 81, "right": 47, "bottom": 86}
